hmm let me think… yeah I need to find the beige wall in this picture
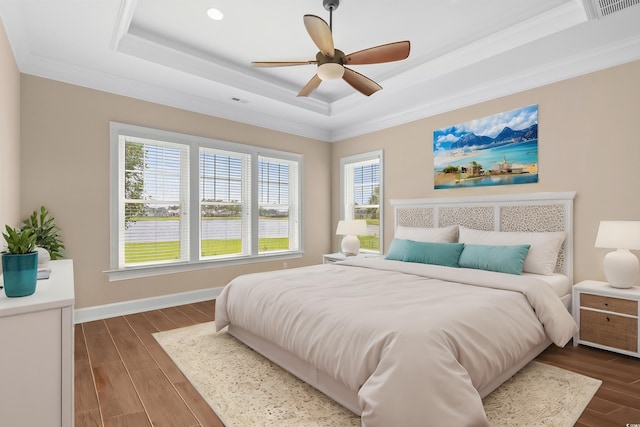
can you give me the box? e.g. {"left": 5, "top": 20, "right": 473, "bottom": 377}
{"left": 332, "top": 60, "right": 640, "bottom": 284}
{"left": 0, "top": 19, "right": 20, "bottom": 237}
{"left": 20, "top": 76, "right": 331, "bottom": 308}
{"left": 16, "top": 59, "right": 640, "bottom": 308}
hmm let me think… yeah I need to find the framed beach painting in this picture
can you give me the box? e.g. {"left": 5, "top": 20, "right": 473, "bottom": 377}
{"left": 433, "top": 104, "right": 539, "bottom": 189}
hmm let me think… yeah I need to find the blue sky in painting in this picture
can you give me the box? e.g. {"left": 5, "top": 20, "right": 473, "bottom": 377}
{"left": 433, "top": 104, "right": 538, "bottom": 151}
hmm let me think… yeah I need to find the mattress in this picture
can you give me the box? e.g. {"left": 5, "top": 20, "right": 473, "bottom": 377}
{"left": 522, "top": 272, "right": 571, "bottom": 298}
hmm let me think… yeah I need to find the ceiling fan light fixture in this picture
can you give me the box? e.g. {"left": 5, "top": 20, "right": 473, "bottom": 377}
{"left": 206, "top": 8, "right": 224, "bottom": 21}
{"left": 317, "top": 63, "right": 344, "bottom": 81}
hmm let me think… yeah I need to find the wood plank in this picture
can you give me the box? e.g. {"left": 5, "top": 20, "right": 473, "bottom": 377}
{"left": 174, "top": 380, "right": 224, "bottom": 427}
{"left": 84, "top": 327, "right": 121, "bottom": 367}
{"left": 75, "top": 409, "right": 102, "bottom": 427}
{"left": 104, "top": 317, "right": 137, "bottom": 338}
{"left": 75, "top": 324, "right": 89, "bottom": 361}
{"left": 175, "top": 304, "right": 212, "bottom": 324}
{"left": 82, "top": 319, "right": 109, "bottom": 336}
{"left": 129, "top": 368, "right": 199, "bottom": 427}
{"left": 579, "top": 407, "right": 636, "bottom": 427}
{"left": 124, "top": 313, "right": 160, "bottom": 346}
{"left": 144, "top": 339, "right": 189, "bottom": 384}
{"left": 192, "top": 301, "right": 215, "bottom": 321}
{"left": 160, "top": 306, "right": 197, "bottom": 328}
{"left": 103, "top": 411, "right": 152, "bottom": 427}
{"left": 596, "top": 383, "right": 640, "bottom": 409}
{"left": 75, "top": 359, "right": 100, "bottom": 412}
{"left": 111, "top": 332, "right": 158, "bottom": 373}
{"left": 143, "top": 310, "right": 178, "bottom": 332}
{"left": 586, "top": 396, "right": 623, "bottom": 414}
{"left": 125, "top": 311, "right": 190, "bottom": 382}
{"left": 105, "top": 315, "right": 157, "bottom": 372}
{"left": 92, "top": 361, "right": 145, "bottom": 419}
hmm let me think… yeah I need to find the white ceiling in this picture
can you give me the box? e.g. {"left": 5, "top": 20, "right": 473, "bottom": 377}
{"left": 1, "top": 0, "right": 639, "bottom": 142}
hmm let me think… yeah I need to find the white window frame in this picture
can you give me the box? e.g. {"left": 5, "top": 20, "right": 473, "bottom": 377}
{"left": 107, "top": 122, "right": 303, "bottom": 281}
{"left": 340, "top": 150, "right": 383, "bottom": 254}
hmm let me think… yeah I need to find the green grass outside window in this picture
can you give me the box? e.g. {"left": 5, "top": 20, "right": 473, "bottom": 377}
{"left": 125, "top": 238, "right": 290, "bottom": 264}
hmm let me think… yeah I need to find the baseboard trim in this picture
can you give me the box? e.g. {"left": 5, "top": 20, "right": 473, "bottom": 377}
{"left": 74, "top": 287, "right": 224, "bottom": 324}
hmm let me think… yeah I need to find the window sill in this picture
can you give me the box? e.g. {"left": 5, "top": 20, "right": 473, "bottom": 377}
{"left": 104, "top": 252, "right": 304, "bottom": 282}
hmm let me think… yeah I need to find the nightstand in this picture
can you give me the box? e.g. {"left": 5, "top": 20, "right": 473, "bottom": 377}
{"left": 573, "top": 280, "right": 639, "bottom": 358}
{"left": 323, "top": 252, "right": 380, "bottom": 264}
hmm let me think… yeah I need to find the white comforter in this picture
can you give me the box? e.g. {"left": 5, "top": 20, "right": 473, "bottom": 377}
{"left": 215, "top": 258, "right": 577, "bottom": 427}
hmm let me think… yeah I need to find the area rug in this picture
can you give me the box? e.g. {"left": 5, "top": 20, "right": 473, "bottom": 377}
{"left": 153, "top": 322, "right": 601, "bottom": 427}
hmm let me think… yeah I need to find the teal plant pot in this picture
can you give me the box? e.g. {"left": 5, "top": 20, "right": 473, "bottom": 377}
{"left": 2, "top": 252, "right": 38, "bottom": 297}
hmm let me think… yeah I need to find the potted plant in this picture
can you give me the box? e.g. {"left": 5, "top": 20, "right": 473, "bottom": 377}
{"left": 1, "top": 225, "right": 38, "bottom": 297}
{"left": 21, "top": 206, "right": 65, "bottom": 260}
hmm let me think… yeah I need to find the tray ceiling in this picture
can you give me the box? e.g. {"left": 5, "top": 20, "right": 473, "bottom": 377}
{"left": 1, "top": 0, "right": 639, "bottom": 141}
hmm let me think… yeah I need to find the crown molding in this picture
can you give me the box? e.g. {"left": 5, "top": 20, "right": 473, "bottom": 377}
{"left": 117, "top": 29, "right": 332, "bottom": 115}
{"left": 19, "top": 53, "right": 333, "bottom": 141}
{"left": 329, "top": 33, "right": 640, "bottom": 142}
{"left": 18, "top": 31, "right": 640, "bottom": 144}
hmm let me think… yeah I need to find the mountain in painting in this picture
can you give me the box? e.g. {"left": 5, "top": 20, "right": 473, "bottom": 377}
{"left": 450, "top": 124, "right": 538, "bottom": 149}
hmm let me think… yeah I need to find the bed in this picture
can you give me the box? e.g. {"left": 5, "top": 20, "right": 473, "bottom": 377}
{"left": 215, "top": 191, "right": 578, "bottom": 426}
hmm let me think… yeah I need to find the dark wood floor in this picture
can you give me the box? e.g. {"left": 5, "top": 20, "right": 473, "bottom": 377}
{"left": 75, "top": 300, "right": 223, "bottom": 427}
{"left": 75, "top": 300, "right": 640, "bottom": 427}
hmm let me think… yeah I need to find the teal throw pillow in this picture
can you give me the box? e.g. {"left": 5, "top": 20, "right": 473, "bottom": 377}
{"left": 403, "top": 241, "right": 464, "bottom": 267}
{"left": 385, "top": 238, "right": 411, "bottom": 261}
{"left": 458, "top": 244, "right": 531, "bottom": 275}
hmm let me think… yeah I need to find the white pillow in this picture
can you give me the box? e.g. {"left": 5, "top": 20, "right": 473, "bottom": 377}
{"left": 394, "top": 225, "right": 458, "bottom": 243}
{"left": 458, "top": 226, "right": 566, "bottom": 275}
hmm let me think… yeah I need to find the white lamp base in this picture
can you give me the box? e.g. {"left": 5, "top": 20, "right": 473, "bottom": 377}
{"left": 603, "top": 249, "right": 639, "bottom": 289}
{"left": 341, "top": 235, "right": 361, "bottom": 256}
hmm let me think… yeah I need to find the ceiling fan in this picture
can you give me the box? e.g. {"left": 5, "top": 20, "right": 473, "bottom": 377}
{"left": 251, "top": 0, "right": 410, "bottom": 97}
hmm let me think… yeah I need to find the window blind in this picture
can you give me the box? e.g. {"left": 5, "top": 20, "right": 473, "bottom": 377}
{"left": 341, "top": 152, "right": 382, "bottom": 253}
{"left": 258, "top": 156, "right": 300, "bottom": 253}
{"left": 120, "top": 136, "right": 189, "bottom": 267}
{"left": 199, "top": 147, "right": 251, "bottom": 259}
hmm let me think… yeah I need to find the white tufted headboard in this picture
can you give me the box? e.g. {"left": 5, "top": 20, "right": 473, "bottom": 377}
{"left": 389, "top": 192, "right": 576, "bottom": 283}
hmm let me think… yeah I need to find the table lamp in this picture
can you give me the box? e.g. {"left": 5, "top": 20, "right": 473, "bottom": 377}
{"left": 595, "top": 221, "right": 640, "bottom": 288}
{"left": 336, "top": 220, "right": 368, "bottom": 256}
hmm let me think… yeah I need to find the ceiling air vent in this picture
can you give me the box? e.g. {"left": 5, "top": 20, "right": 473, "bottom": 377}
{"left": 584, "top": 0, "right": 640, "bottom": 19}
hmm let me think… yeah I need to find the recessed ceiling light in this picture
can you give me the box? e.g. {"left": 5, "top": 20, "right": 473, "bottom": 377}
{"left": 207, "top": 8, "right": 224, "bottom": 21}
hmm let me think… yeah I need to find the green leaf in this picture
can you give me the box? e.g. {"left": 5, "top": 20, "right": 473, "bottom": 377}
{"left": 2, "top": 225, "right": 36, "bottom": 254}
{"left": 19, "top": 206, "right": 65, "bottom": 259}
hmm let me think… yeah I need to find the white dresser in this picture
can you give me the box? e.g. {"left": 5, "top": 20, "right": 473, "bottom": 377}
{"left": 0, "top": 259, "right": 75, "bottom": 427}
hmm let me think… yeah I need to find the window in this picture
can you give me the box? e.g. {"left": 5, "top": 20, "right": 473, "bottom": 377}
{"left": 258, "top": 156, "right": 300, "bottom": 254}
{"left": 340, "top": 150, "right": 383, "bottom": 253}
{"left": 109, "top": 123, "right": 302, "bottom": 279}
{"left": 199, "top": 148, "right": 251, "bottom": 259}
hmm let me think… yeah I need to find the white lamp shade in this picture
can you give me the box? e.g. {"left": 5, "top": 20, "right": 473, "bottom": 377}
{"left": 595, "top": 221, "right": 640, "bottom": 250}
{"left": 336, "top": 220, "right": 368, "bottom": 256}
{"left": 336, "top": 220, "right": 368, "bottom": 236}
{"left": 595, "top": 221, "right": 640, "bottom": 288}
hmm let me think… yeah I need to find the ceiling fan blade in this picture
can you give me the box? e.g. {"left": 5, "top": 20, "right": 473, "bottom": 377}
{"left": 342, "top": 67, "right": 382, "bottom": 96}
{"left": 303, "top": 15, "right": 335, "bottom": 57}
{"left": 252, "top": 60, "right": 317, "bottom": 67}
{"left": 297, "top": 74, "right": 322, "bottom": 97}
{"left": 344, "top": 41, "right": 411, "bottom": 65}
